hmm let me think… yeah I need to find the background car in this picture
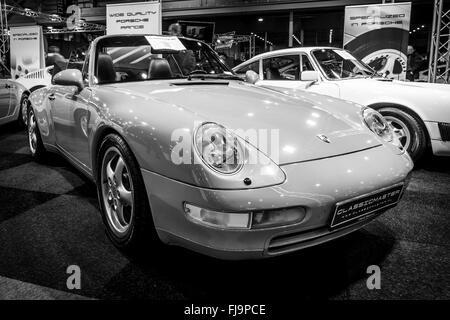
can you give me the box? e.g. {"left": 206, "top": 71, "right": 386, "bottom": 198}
{"left": 233, "top": 47, "right": 450, "bottom": 163}
{"left": 0, "top": 61, "right": 53, "bottom": 127}
{"left": 0, "top": 62, "right": 28, "bottom": 127}
{"left": 28, "top": 34, "right": 412, "bottom": 259}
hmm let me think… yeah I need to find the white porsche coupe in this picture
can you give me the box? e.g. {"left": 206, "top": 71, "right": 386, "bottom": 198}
{"left": 233, "top": 47, "right": 450, "bottom": 163}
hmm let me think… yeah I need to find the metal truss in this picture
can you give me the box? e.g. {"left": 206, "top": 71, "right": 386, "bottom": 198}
{"left": 3, "top": 5, "right": 106, "bottom": 31}
{"left": 0, "top": 0, "right": 8, "bottom": 63}
{"left": 214, "top": 32, "right": 256, "bottom": 57}
{"left": 0, "top": 3, "right": 106, "bottom": 62}
{"left": 428, "top": 0, "right": 450, "bottom": 83}
{"left": 249, "top": 34, "right": 255, "bottom": 58}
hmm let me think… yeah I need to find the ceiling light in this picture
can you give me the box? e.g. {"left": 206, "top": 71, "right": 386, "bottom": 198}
{"left": 258, "top": 18, "right": 263, "bottom": 22}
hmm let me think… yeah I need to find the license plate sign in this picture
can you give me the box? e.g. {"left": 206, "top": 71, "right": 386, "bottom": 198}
{"left": 330, "top": 184, "right": 404, "bottom": 229}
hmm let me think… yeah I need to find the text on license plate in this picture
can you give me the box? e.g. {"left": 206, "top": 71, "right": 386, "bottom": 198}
{"left": 330, "top": 184, "right": 404, "bottom": 229}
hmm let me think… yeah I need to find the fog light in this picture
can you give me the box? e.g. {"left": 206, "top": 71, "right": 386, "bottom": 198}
{"left": 184, "top": 203, "right": 251, "bottom": 229}
{"left": 252, "top": 207, "right": 306, "bottom": 229}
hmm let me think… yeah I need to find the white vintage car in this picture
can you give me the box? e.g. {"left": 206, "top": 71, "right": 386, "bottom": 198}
{"left": 0, "top": 62, "right": 53, "bottom": 127}
{"left": 233, "top": 47, "right": 450, "bottom": 162}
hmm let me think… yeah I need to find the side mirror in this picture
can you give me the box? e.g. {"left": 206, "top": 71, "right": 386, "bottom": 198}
{"left": 245, "top": 70, "right": 260, "bottom": 84}
{"left": 301, "top": 70, "right": 319, "bottom": 82}
{"left": 53, "top": 69, "right": 84, "bottom": 92}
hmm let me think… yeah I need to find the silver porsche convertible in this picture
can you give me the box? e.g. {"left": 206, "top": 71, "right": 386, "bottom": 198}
{"left": 27, "top": 34, "right": 413, "bottom": 259}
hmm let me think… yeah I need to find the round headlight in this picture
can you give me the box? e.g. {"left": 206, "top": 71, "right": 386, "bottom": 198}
{"left": 362, "top": 108, "right": 393, "bottom": 143}
{"left": 194, "top": 122, "right": 244, "bottom": 174}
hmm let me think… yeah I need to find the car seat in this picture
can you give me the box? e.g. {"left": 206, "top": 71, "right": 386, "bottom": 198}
{"left": 148, "top": 58, "right": 173, "bottom": 80}
{"left": 97, "top": 53, "right": 116, "bottom": 83}
{"left": 265, "top": 67, "right": 282, "bottom": 80}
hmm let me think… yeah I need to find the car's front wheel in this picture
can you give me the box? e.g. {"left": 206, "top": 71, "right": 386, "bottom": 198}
{"left": 27, "top": 107, "right": 46, "bottom": 161}
{"left": 97, "top": 133, "right": 158, "bottom": 252}
{"left": 378, "top": 107, "right": 427, "bottom": 162}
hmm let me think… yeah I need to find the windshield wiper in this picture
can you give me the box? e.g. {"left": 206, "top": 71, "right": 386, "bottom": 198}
{"left": 187, "top": 73, "right": 243, "bottom": 81}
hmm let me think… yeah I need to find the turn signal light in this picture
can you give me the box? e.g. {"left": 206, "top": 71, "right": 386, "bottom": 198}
{"left": 184, "top": 203, "right": 251, "bottom": 229}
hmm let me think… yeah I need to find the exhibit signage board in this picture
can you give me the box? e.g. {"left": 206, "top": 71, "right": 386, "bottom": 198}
{"left": 9, "top": 26, "right": 45, "bottom": 79}
{"left": 343, "top": 2, "right": 411, "bottom": 80}
{"left": 178, "top": 21, "right": 215, "bottom": 44}
{"left": 106, "top": 1, "right": 161, "bottom": 35}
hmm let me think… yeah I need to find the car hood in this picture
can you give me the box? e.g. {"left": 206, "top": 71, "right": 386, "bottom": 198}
{"left": 101, "top": 80, "right": 380, "bottom": 165}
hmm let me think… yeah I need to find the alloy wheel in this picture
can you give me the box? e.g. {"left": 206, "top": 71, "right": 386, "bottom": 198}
{"left": 384, "top": 115, "right": 412, "bottom": 151}
{"left": 101, "top": 147, "right": 135, "bottom": 238}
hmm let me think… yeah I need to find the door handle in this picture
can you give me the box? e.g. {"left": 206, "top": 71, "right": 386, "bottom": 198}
{"left": 48, "top": 94, "right": 56, "bottom": 101}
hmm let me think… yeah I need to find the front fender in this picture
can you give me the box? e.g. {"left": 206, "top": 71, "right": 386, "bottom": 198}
{"left": 29, "top": 87, "right": 56, "bottom": 146}
{"left": 88, "top": 87, "right": 285, "bottom": 190}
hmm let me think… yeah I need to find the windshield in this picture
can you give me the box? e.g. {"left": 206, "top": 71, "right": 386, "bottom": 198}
{"left": 312, "top": 49, "right": 378, "bottom": 80}
{"left": 94, "top": 36, "right": 231, "bottom": 84}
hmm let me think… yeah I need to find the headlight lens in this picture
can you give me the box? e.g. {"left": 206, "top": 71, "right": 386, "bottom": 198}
{"left": 194, "top": 122, "right": 244, "bottom": 174}
{"left": 362, "top": 108, "right": 393, "bottom": 143}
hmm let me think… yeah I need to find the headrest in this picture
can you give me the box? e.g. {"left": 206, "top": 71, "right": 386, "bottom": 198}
{"left": 148, "top": 58, "right": 173, "bottom": 80}
{"left": 97, "top": 53, "right": 116, "bottom": 83}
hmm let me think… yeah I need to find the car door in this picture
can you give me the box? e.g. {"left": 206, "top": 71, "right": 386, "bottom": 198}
{"left": 51, "top": 68, "right": 90, "bottom": 169}
{"left": 0, "top": 63, "right": 11, "bottom": 120}
{"left": 259, "top": 54, "right": 302, "bottom": 89}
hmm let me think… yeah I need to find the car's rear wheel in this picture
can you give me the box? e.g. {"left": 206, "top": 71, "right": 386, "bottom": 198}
{"left": 27, "top": 107, "right": 47, "bottom": 161}
{"left": 97, "top": 133, "right": 158, "bottom": 252}
{"left": 378, "top": 107, "right": 427, "bottom": 162}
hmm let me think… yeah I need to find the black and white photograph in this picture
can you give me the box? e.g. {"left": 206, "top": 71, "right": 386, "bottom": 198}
{"left": 0, "top": 0, "right": 449, "bottom": 314}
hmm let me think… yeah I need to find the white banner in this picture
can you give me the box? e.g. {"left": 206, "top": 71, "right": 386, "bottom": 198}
{"left": 106, "top": 1, "right": 161, "bottom": 35}
{"left": 344, "top": 3, "right": 411, "bottom": 80}
{"left": 9, "top": 26, "right": 45, "bottom": 79}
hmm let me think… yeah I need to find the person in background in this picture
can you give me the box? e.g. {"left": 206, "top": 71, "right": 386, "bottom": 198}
{"left": 168, "top": 23, "right": 182, "bottom": 37}
{"left": 45, "top": 46, "right": 67, "bottom": 77}
{"left": 407, "top": 45, "right": 422, "bottom": 81}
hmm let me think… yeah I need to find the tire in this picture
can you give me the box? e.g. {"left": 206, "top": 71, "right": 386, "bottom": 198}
{"left": 345, "top": 28, "right": 409, "bottom": 60}
{"left": 18, "top": 93, "right": 29, "bottom": 128}
{"left": 378, "top": 107, "right": 427, "bottom": 163}
{"left": 345, "top": 28, "right": 409, "bottom": 79}
{"left": 96, "top": 133, "right": 158, "bottom": 253}
{"left": 27, "top": 107, "right": 47, "bottom": 161}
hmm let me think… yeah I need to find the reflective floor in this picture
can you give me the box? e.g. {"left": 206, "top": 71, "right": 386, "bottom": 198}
{"left": 0, "top": 122, "right": 449, "bottom": 300}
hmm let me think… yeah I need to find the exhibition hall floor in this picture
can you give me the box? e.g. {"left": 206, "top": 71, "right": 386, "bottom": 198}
{"left": 0, "top": 123, "right": 449, "bottom": 300}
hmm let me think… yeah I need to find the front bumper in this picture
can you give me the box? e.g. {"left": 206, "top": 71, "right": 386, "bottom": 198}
{"left": 425, "top": 121, "right": 450, "bottom": 156}
{"left": 141, "top": 145, "right": 412, "bottom": 260}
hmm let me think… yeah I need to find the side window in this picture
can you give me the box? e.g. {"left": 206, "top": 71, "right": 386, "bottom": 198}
{"left": 263, "top": 55, "right": 300, "bottom": 80}
{"left": 301, "top": 54, "right": 314, "bottom": 72}
{"left": 235, "top": 60, "right": 259, "bottom": 75}
{"left": 82, "top": 46, "right": 91, "bottom": 84}
{"left": 82, "top": 52, "right": 90, "bottom": 83}
{"left": 0, "top": 63, "right": 11, "bottom": 80}
{"left": 299, "top": 54, "right": 316, "bottom": 81}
